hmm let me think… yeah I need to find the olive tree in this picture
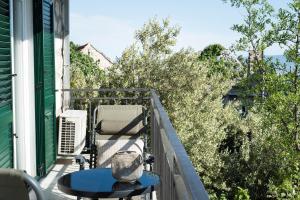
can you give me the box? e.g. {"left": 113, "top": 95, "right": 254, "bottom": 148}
{"left": 108, "top": 18, "right": 247, "bottom": 199}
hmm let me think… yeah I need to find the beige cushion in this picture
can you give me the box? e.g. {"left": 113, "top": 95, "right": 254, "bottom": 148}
{"left": 0, "top": 169, "right": 29, "bottom": 200}
{"left": 95, "top": 105, "right": 145, "bottom": 168}
{"left": 101, "top": 120, "right": 140, "bottom": 135}
{"left": 97, "top": 105, "right": 143, "bottom": 135}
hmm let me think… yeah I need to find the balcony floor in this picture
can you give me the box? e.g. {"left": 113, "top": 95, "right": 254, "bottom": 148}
{"left": 32, "top": 155, "right": 142, "bottom": 200}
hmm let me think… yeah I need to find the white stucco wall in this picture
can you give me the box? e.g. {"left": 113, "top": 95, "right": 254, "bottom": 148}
{"left": 13, "top": 0, "right": 37, "bottom": 177}
{"left": 54, "top": 0, "right": 70, "bottom": 116}
{"left": 10, "top": 0, "right": 70, "bottom": 176}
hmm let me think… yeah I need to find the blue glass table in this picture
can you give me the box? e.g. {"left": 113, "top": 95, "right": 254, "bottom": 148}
{"left": 57, "top": 168, "right": 159, "bottom": 200}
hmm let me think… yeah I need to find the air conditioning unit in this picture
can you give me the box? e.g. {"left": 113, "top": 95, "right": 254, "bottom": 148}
{"left": 58, "top": 110, "right": 87, "bottom": 156}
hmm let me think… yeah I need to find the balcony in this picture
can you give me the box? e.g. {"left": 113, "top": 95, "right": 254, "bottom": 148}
{"left": 39, "top": 88, "right": 208, "bottom": 200}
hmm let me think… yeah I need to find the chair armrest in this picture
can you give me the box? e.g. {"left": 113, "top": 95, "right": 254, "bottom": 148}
{"left": 142, "top": 106, "right": 148, "bottom": 126}
{"left": 145, "top": 154, "right": 154, "bottom": 164}
{"left": 75, "top": 155, "right": 89, "bottom": 170}
{"left": 22, "top": 172, "right": 46, "bottom": 200}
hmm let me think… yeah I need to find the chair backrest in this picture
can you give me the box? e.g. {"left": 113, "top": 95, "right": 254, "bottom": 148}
{"left": 0, "top": 169, "right": 29, "bottom": 200}
{"left": 96, "top": 105, "right": 144, "bottom": 135}
{"left": 0, "top": 169, "right": 46, "bottom": 200}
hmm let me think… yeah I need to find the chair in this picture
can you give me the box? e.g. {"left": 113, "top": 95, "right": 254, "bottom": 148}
{"left": 0, "top": 168, "right": 46, "bottom": 200}
{"left": 92, "top": 105, "right": 147, "bottom": 168}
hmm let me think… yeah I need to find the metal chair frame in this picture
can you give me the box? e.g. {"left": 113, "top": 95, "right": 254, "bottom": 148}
{"left": 90, "top": 104, "right": 149, "bottom": 169}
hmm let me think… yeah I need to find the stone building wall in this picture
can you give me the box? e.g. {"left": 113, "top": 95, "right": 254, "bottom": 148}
{"left": 79, "top": 43, "right": 113, "bottom": 69}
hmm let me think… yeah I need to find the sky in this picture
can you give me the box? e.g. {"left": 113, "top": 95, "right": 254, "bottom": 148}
{"left": 70, "top": 0, "right": 289, "bottom": 60}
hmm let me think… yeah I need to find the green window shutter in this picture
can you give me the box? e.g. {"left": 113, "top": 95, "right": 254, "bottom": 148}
{"left": 0, "top": 0, "right": 13, "bottom": 168}
{"left": 34, "top": 0, "right": 56, "bottom": 176}
{"left": 43, "top": 0, "right": 56, "bottom": 172}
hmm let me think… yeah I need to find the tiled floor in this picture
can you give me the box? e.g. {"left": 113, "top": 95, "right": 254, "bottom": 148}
{"left": 32, "top": 155, "right": 143, "bottom": 200}
{"left": 38, "top": 156, "right": 84, "bottom": 200}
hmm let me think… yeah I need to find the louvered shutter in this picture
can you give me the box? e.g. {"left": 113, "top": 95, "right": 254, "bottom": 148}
{"left": 0, "top": 0, "right": 13, "bottom": 168}
{"left": 43, "top": 0, "right": 56, "bottom": 172}
{"left": 34, "top": 0, "right": 56, "bottom": 176}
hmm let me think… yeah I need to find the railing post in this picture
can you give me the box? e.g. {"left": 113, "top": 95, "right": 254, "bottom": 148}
{"left": 88, "top": 101, "right": 92, "bottom": 149}
{"left": 174, "top": 174, "right": 190, "bottom": 200}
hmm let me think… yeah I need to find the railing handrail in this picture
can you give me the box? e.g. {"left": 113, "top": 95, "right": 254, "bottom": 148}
{"left": 150, "top": 89, "right": 209, "bottom": 200}
{"left": 60, "top": 88, "right": 149, "bottom": 92}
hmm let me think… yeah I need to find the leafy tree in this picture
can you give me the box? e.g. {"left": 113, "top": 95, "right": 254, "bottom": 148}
{"left": 108, "top": 18, "right": 248, "bottom": 199}
{"left": 108, "top": 18, "right": 180, "bottom": 89}
{"left": 70, "top": 42, "right": 108, "bottom": 109}
{"left": 199, "top": 44, "right": 225, "bottom": 60}
{"left": 234, "top": 187, "right": 250, "bottom": 200}
{"left": 70, "top": 42, "right": 107, "bottom": 89}
{"left": 70, "top": 1, "right": 300, "bottom": 198}
{"left": 223, "top": 0, "right": 274, "bottom": 54}
{"left": 272, "top": 0, "right": 300, "bottom": 151}
{"left": 223, "top": 0, "right": 274, "bottom": 78}
{"left": 262, "top": 1, "right": 300, "bottom": 198}
{"left": 224, "top": 0, "right": 300, "bottom": 199}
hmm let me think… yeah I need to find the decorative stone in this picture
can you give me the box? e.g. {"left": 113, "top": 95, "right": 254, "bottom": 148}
{"left": 111, "top": 151, "right": 143, "bottom": 183}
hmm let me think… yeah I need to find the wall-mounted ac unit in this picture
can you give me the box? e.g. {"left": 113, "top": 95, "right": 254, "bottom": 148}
{"left": 58, "top": 110, "right": 87, "bottom": 156}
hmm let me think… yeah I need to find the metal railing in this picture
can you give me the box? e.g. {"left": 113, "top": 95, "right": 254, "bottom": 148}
{"left": 60, "top": 88, "right": 209, "bottom": 200}
{"left": 150, "top": 90, "right": 209, "bottom": 200}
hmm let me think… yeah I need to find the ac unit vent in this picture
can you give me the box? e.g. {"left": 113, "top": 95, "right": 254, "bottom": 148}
{"left": 60, "top": 118, "right": 76, "bottom": 154}
{"left": 58, "top": 110, "right": 87, "bottom": 156}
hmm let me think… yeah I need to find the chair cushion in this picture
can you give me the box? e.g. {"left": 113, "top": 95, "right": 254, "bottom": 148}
{"left": 97, "top": 105, "right": 144, "bottom": 135}
{"left": 0, "top": 169, "right": 30, "bottom": 200}
{"left": 101, "top": 120, "right": 141, "bottom": 135}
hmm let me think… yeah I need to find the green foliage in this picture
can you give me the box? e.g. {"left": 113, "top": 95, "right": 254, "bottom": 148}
{"left": 268, "top": 167, "right": 300, "bottom": 200}
{"left": 224, "top": 0, "right": 274, "bottom": 53}
{"left": 261, "top": 2, "right": 300, "bottom": 198}
{"left": 199, "top": 44, "right": 225, "bottom": 60}
{"left": 70, "top": 42, "right": 107, "bottom": 89}
{"left": 107, "top": 1, "right": 300, "bottom": 198}
{"left": 71, "top": 1, "right": 300, "bottom": 199}
{"left": 224, "top": 0, "right": 300, "bottom": 199}
{"left": 136, "top": 17, "right": 180, "bottom": 56}
{"left": 108, "top": 17, "right": 249, "bottom": 199}
{"left": 234, "top": 187, "right": 250, "bottom": 200}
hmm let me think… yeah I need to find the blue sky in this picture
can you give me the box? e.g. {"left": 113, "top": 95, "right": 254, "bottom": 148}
{"left": 70, "top": 0, "right": 289, "bottom": 60}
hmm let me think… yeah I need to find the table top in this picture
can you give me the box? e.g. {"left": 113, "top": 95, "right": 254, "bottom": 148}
{"left": 57, "top": 168, "right": 160, "bottom": 198}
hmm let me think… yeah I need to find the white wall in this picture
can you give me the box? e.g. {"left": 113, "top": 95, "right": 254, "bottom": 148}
{"left": 10, "top": 0, "right": 70, "bottom": 177}
{"left": 54, "top": 0, "right": 70, "bottom": 116}
{"left": 13, "top": 0, "right": 36, "bottom": 177}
